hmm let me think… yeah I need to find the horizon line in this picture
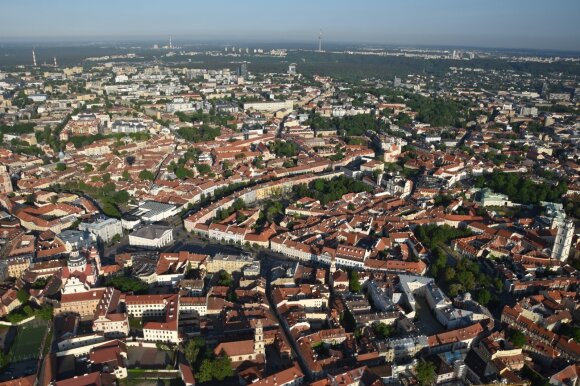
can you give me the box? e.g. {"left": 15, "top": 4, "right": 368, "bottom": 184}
{"left": 1, "top": 38, "right": 579, "bottom": 56}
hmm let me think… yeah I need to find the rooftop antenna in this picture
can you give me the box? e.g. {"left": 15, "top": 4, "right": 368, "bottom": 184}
{"left": 318, "top": 30, "right": 323, "bottom": 52}
{"left": 32, "top": 48, "right": 37, "bottom": 67}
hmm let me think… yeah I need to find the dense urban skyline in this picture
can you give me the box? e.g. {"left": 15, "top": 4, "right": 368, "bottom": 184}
{"left": 2, "top": 0, "right": 580, "bottom": 51}
{"left": 0, "top": 2, "right": 579, "bottom": 385}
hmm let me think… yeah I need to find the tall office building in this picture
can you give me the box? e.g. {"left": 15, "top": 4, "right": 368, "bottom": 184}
{"left": 238, "top": 62, "right": 248, "bottom": 77}
{"left": 551, "top": 219, "right": 574, "bottom": 262}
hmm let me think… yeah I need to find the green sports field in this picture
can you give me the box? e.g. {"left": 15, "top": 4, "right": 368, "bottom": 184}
{"left": 10, "top": 322, "right": 46, "bottom": 361}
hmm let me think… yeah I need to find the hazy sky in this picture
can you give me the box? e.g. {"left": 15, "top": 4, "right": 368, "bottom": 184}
{"left": 2, "top": 0, "right": 580, "bottom": 51}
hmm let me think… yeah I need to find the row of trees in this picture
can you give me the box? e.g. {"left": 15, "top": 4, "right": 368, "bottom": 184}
{"left": 0, "top": 122, "right": 35, "bottom": 135}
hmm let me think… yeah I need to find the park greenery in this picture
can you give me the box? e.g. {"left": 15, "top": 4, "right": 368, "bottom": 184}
{"left": 215, "top": 198, "right": 246, "bottom": 222}
{"left": 4, "top": 303, "right": 53, "bottom": 324}
{"left": 414, "top": 224, "right": 502, "bottom": 301}
{"left": 139, "top": 169, "right": 155, "bottom": 181}
{"left": 475, "top": 171, "right": 567, "bottom": 205}
{"left": 349, "top": 270, "right": 362, "bottom": 293}
{"left": 509, "top": 329, "right": 527, "bottom": 348}
{"left": 373, "top": 322, "right": 394, "bottom": 339}
{"left": 270, "top": 139, "right": 297, "bottom": 157}
{"left": 53, "top": 181, "right": 129, "bottom": 218}
{"left": 415, "top": 360, "right": 437, "bottom": 386}
{"left": 183, "top": 336, "right": 234, "bottom": 383}
{"left": 176, "top": 110, "right": 234, "bottom": 128}
{"left": 293, "top": 175, "right": 373, "bottom": 206}
{"left": 66, "top": 132, "right": 151, "bottom": 149}
{"left": 217, "top": 271, "right": 233, "bottom": 287}
{"left": 414, "top": 224, "right": 472, "bottom": 251}
{"left": 0, "top": 123, "right": 35, "bottom": 136}
{"left": 254, "top": 200, "right": 285, "bottom": 230}
{"left": 104, "top": 275, "right": 149, "bottom": 294}
{"left": 177, "top": 125, "right": 222, "bottom": 143}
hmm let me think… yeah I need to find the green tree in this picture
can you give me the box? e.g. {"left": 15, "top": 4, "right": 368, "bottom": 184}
{"left": 105, "top": 276, "right": 149, "bottom": 293}
{"left": 121, "top": 170, "right": 131, "bottom": 181}
{"left": 184, "top": 337, "right": 205, "bottom": 367}
{"left": 416, "top": 360, "right": 437, "bottom": 386}
{"left": 373, "top": 323, "right": 394, "bottom": 339}
{"left": 212, "top": 356, "right": 234, "bottom": 381}
{"left": 218, "top": 271, "right": 233, "bottom": 287}
{"left": 112, "top": 190, "right": 129, "bottom": 205}
{"left": 139, "top": 169, "right": 155, "bottom": 181}
{"left": 477, "top": 289, "right": 491, "bottom": 305}
{"left": 444, "top": 267, "right": 456, "bottom": 282}
{"left": 197, "top": 359, "right": 214, "bottom": 383}
{"left": 270, "top": 139, "right": 297, "bottom": 157}
{"left": 509, "top": 330, "right": 526, "bottom": 348}
{"left": 16, "top": 289, "right": 29, "bottom": 304}
{"left": 349, "top": 270, "right": 362, "bottom": 293}
{"left": 55, "top": 162, "right": 67, "bottom": 171}
{"left": 197, "top": 356, "right": 234, "bottom": 382}
{"left": 196, "top": 164, "right": 211, "bottom": 175}
{"left": 102, "top": 202, "right": 120, "bottom": 218}
{"left": 83, "top": 163, "right": 94, "bottom": 173}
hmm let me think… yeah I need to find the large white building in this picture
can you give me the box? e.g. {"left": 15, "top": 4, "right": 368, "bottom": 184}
{"left": 243, "top": 100, "right": 294, "bottom": 112}
{"left": 126, "top": 294, "right": 180, "bottom": 343}
{"left": 129, "top": 225, "right": 173, "bottom": 249}
{"left": 129, "top": 201, "right": 179, "bottom": 223}
{"left": 111, "top": 120, "right": 149, "bottom": 134}
{"left": 166, "top": 98, "right": 197, "bottom": 113}
{"left": 79, "top": 216, "right": 123, "bottom": 243}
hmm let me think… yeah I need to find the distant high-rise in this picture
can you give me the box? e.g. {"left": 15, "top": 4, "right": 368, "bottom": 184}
{"left": 169, "top": 36, "right": 172, "bottom": 49}
{"left": 551, "top": 219, "right": 574, "bottom": 261}
{"left": 318, "top": 30, "right": 323, "bottom": 52}
{"left": 238, "top": 62, "right": 248, "bottom": 77}
{"left": 54, "top": 56, "right": 57, "bottom": 68}
{"left": 393, "top": 76, "right": 401, "bottom": 88}
{"left": 288, "top": 63, "right": 297, "bottom": 75}
{"left": 541, "top": 81, "right": 549, "bottom": 98}
{"left": 32, "top": 48, "right": 37, "bottom": 67}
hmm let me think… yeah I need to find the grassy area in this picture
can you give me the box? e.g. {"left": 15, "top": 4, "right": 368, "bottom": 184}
{"left": 119, "top": 378, "right": 184, "bottom": 386}
{"left": 10, "top": 323, "right": 47, "bottom": 361}
{"left": 42, "top": 327, "right": 53, "bottom": 356}
{"left": 124, "top": 369, "right": 181, "bottom": 385}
